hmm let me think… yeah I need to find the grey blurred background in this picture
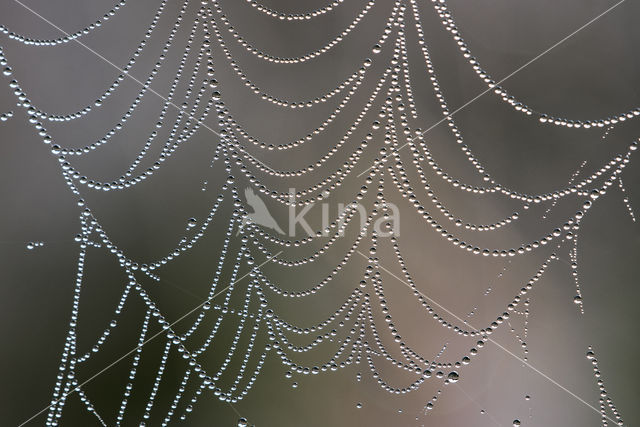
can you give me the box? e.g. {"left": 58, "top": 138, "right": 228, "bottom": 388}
{"left": 0, "top": 0, "right": 639, "bottom": 426}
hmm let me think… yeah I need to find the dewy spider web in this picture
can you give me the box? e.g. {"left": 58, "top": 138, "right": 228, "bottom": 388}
{"left": 0, "top": 0, "right": 637, "bottom": 425}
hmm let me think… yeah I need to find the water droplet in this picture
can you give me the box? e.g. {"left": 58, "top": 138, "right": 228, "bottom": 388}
{"left": 26, "top": 241, "right": 44, "bottom": 250}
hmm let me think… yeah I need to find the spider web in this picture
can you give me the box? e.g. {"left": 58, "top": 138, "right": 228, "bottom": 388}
{"left": 0, "top": 0, "right": 637, "bottom": 426}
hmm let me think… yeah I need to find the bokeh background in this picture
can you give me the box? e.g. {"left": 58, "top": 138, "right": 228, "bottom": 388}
{"left": 0, "top": 0, "right": 639, "bottom": 426}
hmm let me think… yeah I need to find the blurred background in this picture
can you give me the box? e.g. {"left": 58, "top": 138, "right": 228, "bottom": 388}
{"left": 0, "top": 0, "right": 639, "bottom": 425}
